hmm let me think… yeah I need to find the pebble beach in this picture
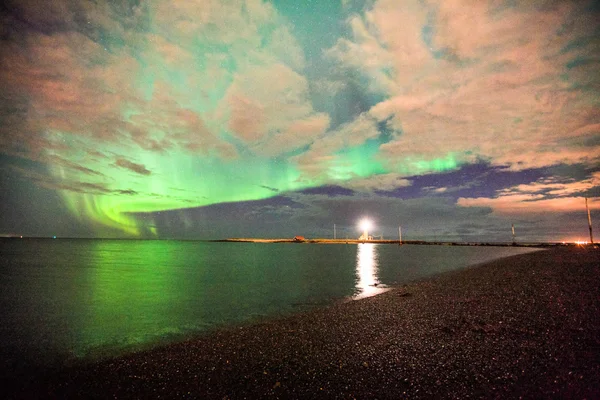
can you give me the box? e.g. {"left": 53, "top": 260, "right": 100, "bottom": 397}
{"left": 5, "top": 246, "right": 600, "bottom": 399}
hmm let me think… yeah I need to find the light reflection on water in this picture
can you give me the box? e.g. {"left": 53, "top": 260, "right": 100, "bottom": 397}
{"left": 354, "top": 244, "right": 389, "bottom": 299}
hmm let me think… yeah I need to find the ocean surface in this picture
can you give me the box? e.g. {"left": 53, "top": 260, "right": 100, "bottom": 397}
{"left": 0, "top": 239, "right": 538, "bottom": 369}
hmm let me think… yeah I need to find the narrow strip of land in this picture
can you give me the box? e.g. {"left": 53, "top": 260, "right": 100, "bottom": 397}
{"left": 220, "top": 237, "right": 562, "bottom": 247}
{"left": 7, "top": 247, "right": 600, "bottom": 399}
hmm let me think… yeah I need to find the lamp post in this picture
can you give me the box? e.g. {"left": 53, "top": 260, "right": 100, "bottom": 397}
{"left": 512, "top": 224, "right": 516, "bottom": 245}
{"left": 586, "top": 197, "right": 594, "bottom": 244}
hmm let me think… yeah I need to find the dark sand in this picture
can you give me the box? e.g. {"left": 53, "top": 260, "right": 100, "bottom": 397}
{"left": 5, "top": 247, "right": 600, "bottom": 399}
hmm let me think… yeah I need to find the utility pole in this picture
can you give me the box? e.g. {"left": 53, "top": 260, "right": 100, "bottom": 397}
{"left": 586, "top": 197, "right": 594, "bottom": 244}
{"left": 512, "top": 224, "right": 516, "bottom": 245}
{"left": 334, "top": 223, "right": 336, "bottom": 240}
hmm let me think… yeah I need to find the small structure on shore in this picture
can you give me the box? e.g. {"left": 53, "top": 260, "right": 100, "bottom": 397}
{"left": 293, "top": 236, "right": 306, "bottom": 242}
{"left": 358, "top": 233, "right": 373, "bottom": 241}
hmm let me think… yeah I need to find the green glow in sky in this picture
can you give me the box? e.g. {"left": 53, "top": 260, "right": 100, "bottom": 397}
{"left": 51, "top": 150, "right": 309, "bottom": 235}
{"left": 32, "top": 1, "right": 466, "bottom": 236}
{"left": 398, "top": 154, "right": 459, "bottom": 175}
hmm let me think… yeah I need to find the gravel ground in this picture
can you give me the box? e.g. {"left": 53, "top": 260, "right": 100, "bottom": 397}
{"left": 5, "top": 246, "right": 600, "bottom": 399}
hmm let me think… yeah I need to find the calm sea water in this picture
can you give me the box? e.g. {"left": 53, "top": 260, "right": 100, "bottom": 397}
{"left": 0, "top": 239, "right": 538, "bottom": 368}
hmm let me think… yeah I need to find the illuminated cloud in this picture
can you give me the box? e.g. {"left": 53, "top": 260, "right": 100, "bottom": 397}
{"left": 330, "top": 0, "right": 600, "bottom": 171}
{"left": 499, "top": 173, "right": 600, "bottom": 197}
{"left": 458, "top": 173, "right": 600, "bottom": 214}
{"left": 458, "top": 195, "right": 599, "bottom": 215}
{"left": 292, "top": 113, "right": 386, "bottom": 181}
{"left": 422, "top": 187, "right": 448, "bottom": 194}
{"left": 216, "top": 64, "right": 329, "bottom": 156}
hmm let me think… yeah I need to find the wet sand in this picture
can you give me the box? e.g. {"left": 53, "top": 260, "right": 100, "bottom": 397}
{"left": 6, "top": 246, "right": 600, "bottom": 399}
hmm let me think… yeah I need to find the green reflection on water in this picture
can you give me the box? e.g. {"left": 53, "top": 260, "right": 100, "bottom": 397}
{"left": 72, "top": 241, "right": 358, "bottom": 358}
{"left": 78, "top": 241, "right": 186, "bottom": 354}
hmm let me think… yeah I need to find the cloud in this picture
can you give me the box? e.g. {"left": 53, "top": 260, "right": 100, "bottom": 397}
{"left": 114, "top": 157, "right": 151, "bottom": 176}
{"left": 292, "top": 113, "right": 384, "bottom": 180}
{"left": 8, "top": 164, "right": 127, "bottom": 196}
{"left": 117, "top": 189, "right": 138, "bottom": 196}
{"left": 297, "top": 185, "right": 356, "bottom": 197}
{"left": 148, "top": 0, "right": 317, "bottom": 158}
{"left": 499, "top": 173, "right": 600, "bottom": 197}
{"left": 327, "top": 0, "right": 600, "bottom": 172}
{"left": 126, "top": 83, "right": 236, "bottom": 159}
{"left": 344, "top": 173, "right": 411, "bottom": 192}
{"left": 0, "top": 0, "right": 323, "bottom": 229}
{"left": 45, "top": 155, "right": 105, "bottom": 177}
{"left": 458, "top": 173, "right": 600, "bottom": 214}
{"left": 216, "top": 63, "right": 329, "bottom": 156}
{"left": 458, "top": 195, "right": 599, "bottom": 215}
{"left": 0, "top": 30, "right": 135, "bottom": 154}
{"left": 422, "top": 186, "right": 448, "bottom": 194}
{"left": 225, "top": 94, "right": 267, "bottom": 142}
{"left": 260, "top": 185, "right": 280, "bottom": 193}
{"left": 0, "top": 0, "right": 310, "bottom": 162}
{"left": 263, "top": 113, "right": 331, "bottom": 157}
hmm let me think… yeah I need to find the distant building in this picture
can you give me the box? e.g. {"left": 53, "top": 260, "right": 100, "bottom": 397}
{"left": 358, "top": 233, "right": 373, "bottom": 241}
{"left": 293, "top": 236, "right": 306, "bottom": 242}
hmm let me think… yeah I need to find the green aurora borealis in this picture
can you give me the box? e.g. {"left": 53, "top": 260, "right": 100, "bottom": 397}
{"left": 15, "top": 0, "right": 460, "bottom": 236}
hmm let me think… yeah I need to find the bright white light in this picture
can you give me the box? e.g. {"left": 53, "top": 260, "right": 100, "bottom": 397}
{"left": 359, "top": 218, "right": 372, "bottom": 231}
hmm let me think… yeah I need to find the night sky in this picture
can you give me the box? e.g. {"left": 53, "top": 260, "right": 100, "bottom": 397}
{"left": 0, "top": 0, "right": 598, "bottom": 242}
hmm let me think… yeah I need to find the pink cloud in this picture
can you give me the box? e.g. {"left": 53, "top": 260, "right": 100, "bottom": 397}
{"left": 500, "top": 174, "right": 600, "bottom": 197}
{"left": 0, "top": 31, "right": 140, "bottom": 154}
{"left": 329, "top": 0, "right": 599, "bottom": 172}
{"left": 215, "top": 63, "right": 330, "bottom": 157}
{"left": 260, "top": 113, "right": 330, "bottom": 156}
{"left": 227, "top": 94, "right": 267, "bottom": 142}
{"left": 458, "top": 195, "right": 599, "bottom": 214}
{"left": 458, "top": 173, "right": 600, "bottom": 214}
